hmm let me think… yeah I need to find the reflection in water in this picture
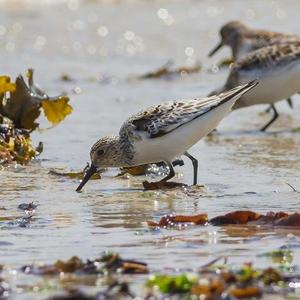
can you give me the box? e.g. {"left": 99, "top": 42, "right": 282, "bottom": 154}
{"left": 206, "top": 132, "right": 300, "bottom": 170}
{"left": 88, "top": 189, "right": 179, "bottom": 229}
{"left": 233, "top": 135, "right": 300, "bottom": 170}
{"left": 51, "top": 213, "right": 75, "bottom": 227}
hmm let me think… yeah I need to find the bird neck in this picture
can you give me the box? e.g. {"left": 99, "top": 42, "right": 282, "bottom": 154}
{"left": 105, "top": 137, "right": 124, "bottom": 168}
{"left": 107, "top": 136, "right": 134, "bottom": 168}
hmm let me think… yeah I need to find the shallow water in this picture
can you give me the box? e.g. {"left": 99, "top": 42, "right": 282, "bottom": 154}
{"left": 1, "top": 0, "right": 300, "bottom": 298}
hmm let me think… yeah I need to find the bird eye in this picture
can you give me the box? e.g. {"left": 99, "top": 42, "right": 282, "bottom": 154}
{"left": 97, "top": 149, "right": 104, "bottom": 156}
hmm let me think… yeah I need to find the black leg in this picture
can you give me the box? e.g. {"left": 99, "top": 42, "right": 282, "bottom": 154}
{"left": 287, "top": 97, "right": 293, "bottom": 109}
{"left": 159, "top": 162, "right": 175, "bottom": 182}
{"left": 265, "top": 98, "right": 291, "bottom": 113}
{"left": 261, "top": 105, "right": 279, "bottom": 131}
{"left": 172, "top": 159, "right": 184, "bottom": 167}
{"left": 156, "top": 159, "right": 184, "bottom": 168}
{"left": 184, "top": 151, "right": 198, "bottom": 185}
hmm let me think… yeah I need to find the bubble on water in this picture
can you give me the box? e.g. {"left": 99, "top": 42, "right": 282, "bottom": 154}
{"left": 211, "top": 64, "right": 219, "bottom": 73}
{"left": 34, "top": 35, "right": 47, "bottom": 51}
{"left": 185, "top": 47, "right": 194, "bottom": 57}
{"left": 124, "top": 30, "right": 135, "bottom": 41}
{"left": 117, "top": 33, "right": 145, "bottom": 56}
{"left": 73, "top": 87, "right": 82, "bottom": 94}
{"left": 12, "top": 22, "right": 23, "bottom": 33}
{"left": 97, "top": 26, "right": 108, "bottom": 37}
{"left": 157, "top": 8, "right": 174, "bottom": 25}
{"left": 5, "top": 41, "right": 15, "bottom": 52}
{"left": 0, "top": 25, "right": 7, "bottom": 36}
{"left": 157, "top": 8, "right": 169, "bottom": 19}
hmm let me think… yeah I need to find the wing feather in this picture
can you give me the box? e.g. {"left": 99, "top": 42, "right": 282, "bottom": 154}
{"left": 119, "top": 82, "right": 257, "bottom": 140}
{"left": 235, "top": 41, "right": 300, "bottom": 72}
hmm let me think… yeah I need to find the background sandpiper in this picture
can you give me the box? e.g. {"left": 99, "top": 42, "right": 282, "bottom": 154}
{"left": 209, "top": 20, "right": 300, "bottom": 111}
{"left": 210, "top": 42, "right": 300, "bottom": 131}
{"left": 76, "top": 81, "right": 258, "bottom": 191}
{"left": 208, "top": 20, "right": 299, "bottom": 60}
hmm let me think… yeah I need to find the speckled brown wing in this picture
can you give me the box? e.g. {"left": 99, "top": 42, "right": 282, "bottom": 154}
{"left": 247, "top": 29, "right": 293, "bottom": 47}
{"left": 226, "top": 41, "right": 300, "bottom": 89}
{"left": 122, "top": 99, "right": 217, "bottom": 139}
{"left": 251, "top": 35, "right": 299, "bottom": 51}
{"left": 236, "top": 41, "right": 300, "bottom": 71}
{"left": 119, "top": 83, "right": 257, "bottom": 140}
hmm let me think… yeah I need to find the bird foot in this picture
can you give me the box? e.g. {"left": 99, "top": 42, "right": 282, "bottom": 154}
{"left": 143, "top": 180, "right": 187, "bottom": 190}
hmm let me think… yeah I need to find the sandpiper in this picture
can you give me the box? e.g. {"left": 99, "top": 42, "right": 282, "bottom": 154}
{"left": 76, "top": 81, "right": 257, "bottom": 191}
{"left": 209, "top": 21, "right": 299, "bottom": 110}
{"left": 208, "top": 20, "right": 298, "bottom": 60}
{"left": 210, "top": 41, "right": 300, "bottom": 131}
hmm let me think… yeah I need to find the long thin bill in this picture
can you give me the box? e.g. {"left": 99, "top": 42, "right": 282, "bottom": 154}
{"left": 76, "top": 163, "right": 97, "bottom": 192}
{"left": 208, "top": 41, "right": 224, "bottom": 57}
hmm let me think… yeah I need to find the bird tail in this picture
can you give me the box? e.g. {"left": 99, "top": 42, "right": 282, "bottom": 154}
{"left": 215, "top": 80, "right": 258, "bottom": 107}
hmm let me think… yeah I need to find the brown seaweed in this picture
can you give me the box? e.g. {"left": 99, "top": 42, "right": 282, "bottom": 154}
{"left": 0, "top": 70, "right": 72, "bottom": 165}
{"left": 148, "top": 210, "right": 300, "bottom": 229}
{"left": 135, "top": 60, "right": 202, "bottom": 80}
{"left": 21, "top": 253, "right": 148, "bottom": 276}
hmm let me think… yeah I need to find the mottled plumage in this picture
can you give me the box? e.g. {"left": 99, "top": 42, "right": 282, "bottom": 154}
{"left": 211, "top": 42, "right": 300, "bottom": 131}
{"left": 76, "top": 81, "right": 258, "bottom": 191}
{"left": 233, "top": 41, "right": 300, "bottom": 72}
{"left": 209, "top": 20, "right": 299, "bottom": 60}
{"left": 120, "top": 92, "right": 245, "bottom": 140}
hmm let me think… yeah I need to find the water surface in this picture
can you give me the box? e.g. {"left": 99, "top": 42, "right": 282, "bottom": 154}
{"left": 1, "top": 0, "right": 300, "bottom": 298}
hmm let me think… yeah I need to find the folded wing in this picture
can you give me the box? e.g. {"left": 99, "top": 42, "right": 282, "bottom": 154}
{"left": 120, "top": 82, "right": 257, "bottom": 140}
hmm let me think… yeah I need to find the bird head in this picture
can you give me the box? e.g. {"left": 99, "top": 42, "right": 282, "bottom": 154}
{"left": 209, "top": 21, "right": 247, "bottom": 57}
{"left": 76, "top": 136, "right": 121, "bottom": 191}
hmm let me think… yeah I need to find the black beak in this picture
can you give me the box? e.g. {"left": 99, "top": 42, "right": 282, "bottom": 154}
{"left": 208, "top": 41, "right": 224, "bottom": 57}
{"left": 76, "top": 163, "right": 97, "bottom": 192}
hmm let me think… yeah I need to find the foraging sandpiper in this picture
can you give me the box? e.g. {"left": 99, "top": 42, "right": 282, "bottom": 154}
{"left": 210, "top": 41, "right": 300, "bottom": 131}
{"left": 76, "top": 81, "right": 258, "bottom": 191}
